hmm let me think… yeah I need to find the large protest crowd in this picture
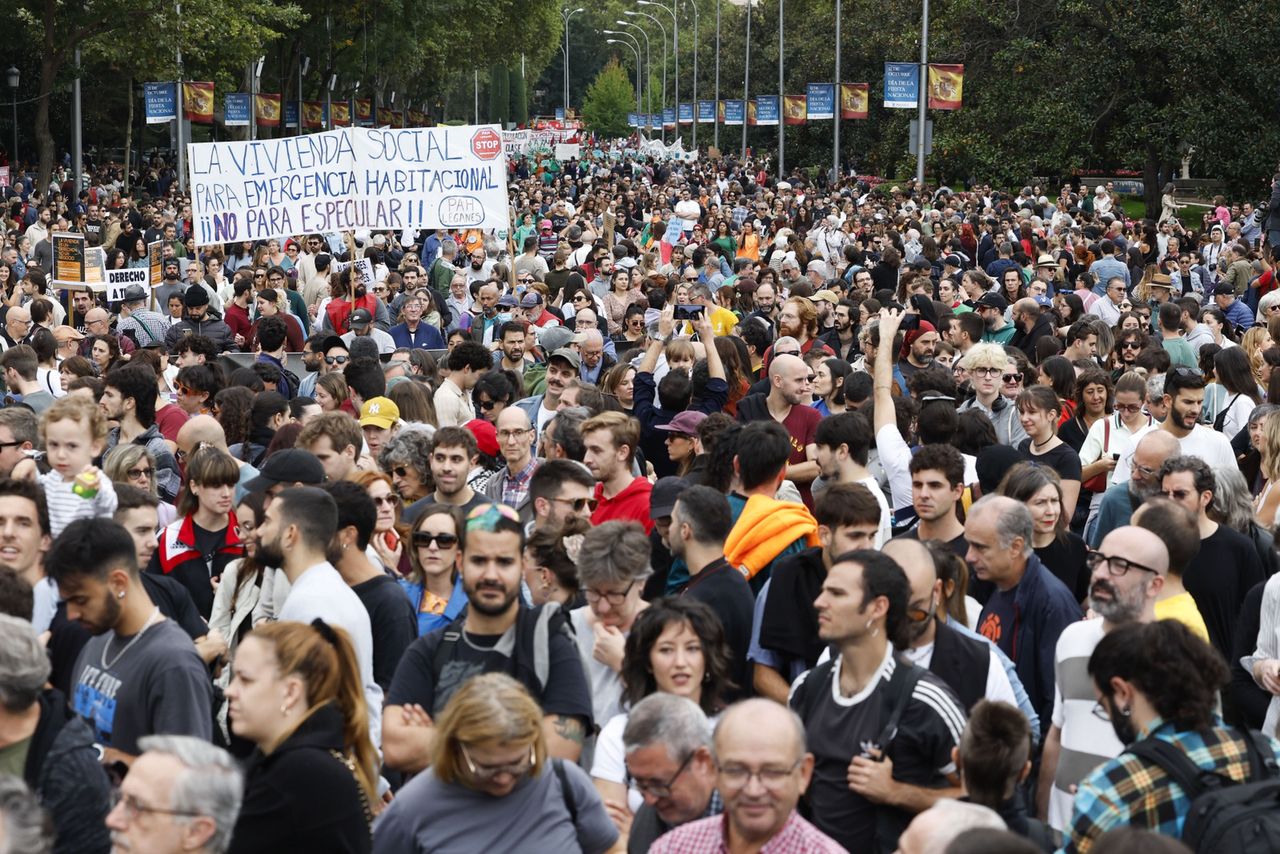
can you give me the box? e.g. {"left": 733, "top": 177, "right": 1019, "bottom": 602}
{"left": 0, "top": 144, "right": 1278, "bottom": 854}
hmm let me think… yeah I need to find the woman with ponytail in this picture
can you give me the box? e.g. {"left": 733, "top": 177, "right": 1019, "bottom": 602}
{"left": 225, "top": 619, "right": 377, "bottom": 854}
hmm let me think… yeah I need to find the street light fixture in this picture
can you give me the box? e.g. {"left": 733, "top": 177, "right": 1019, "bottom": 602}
{"left": 637, "top": 1, "right": 677, "bottom": 139}
{"left": 561, "top": 7, "right": 587, "bottom": 114}
{"left": 625, "top": 9, "right": 668, "bottom": 140}
{"left": 615, "top": 20, "right": 652, "bottom": 130}
{"left": 6, "top": 66, "right": 17, "bottom": 170}
{"left": 605, "top": 39, "right": 642, "bottom": 117}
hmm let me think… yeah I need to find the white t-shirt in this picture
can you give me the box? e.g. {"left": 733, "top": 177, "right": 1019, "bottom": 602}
{"left": 569, "top": 608, "right": 625, "bottom": 728}
{"left": 591, "top": 714, "right": 644, "bottom": 814}
{"left": 1111, "top": 423, "right": 1237, "bottom": 485}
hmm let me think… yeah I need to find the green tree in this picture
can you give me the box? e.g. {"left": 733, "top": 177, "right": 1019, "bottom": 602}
{"left": 509, "top": 65, "right": 528, "bottom": 126}
{"left": 581, "top": 58, "right": 635, "bottom": 138}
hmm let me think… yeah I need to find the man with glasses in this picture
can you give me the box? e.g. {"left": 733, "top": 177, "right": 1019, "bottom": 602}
{"left": 1035, "top": 524, "right": 1169, "bottom": 832}
{"left": 483, "top": 408, "right": 539, "bottom": 524}
{"left": 967, "top": 495, "right": 1081, "bottom": 724}
{"left": 622, "top": 694, "right": 722, "bottom": 851}
{"left": 464, "top": 248, "right": 494, "bottom": 285}
{"left": 383, "top": 502, "right": 593, "bottom": 772}
{"left": 388, "top": 289, "right": 445, "bottom": 351}
{"left": 785, "top": 548, "right": 965, "bottom": 853}
{"left": 1155, "top": 456, "right": 1263, "bottom": 665}
{"left": 1171, "top": 253, "right": 1210, "bottom": 298}
{"left": 106, "top": 735, "right": 241, "bottom": 854}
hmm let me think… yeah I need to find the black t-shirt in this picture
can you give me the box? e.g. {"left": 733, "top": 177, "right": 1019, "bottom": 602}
{"left": 1057, "top": 416, "right": 1090, "bottom": 453}
{"left": 1035, "top": 533, "right": 1089, "bottom": 604}
{"left": 351, "top": 574, "right": 418, "bottom": 693}
{"left": 386, "top": 607, "right": 593, "bottom": 723}
{"left": 1185, "top": 525, "right": 1266, "bottom": 659}
{"left": 1016, "top": 439, "right": 1083, "bottom": 483}
{"left": 681, "top": 558, "right": 755, "bottom": 700}
{"left": 790, "top": 655, "right": 964, "bottom": 853}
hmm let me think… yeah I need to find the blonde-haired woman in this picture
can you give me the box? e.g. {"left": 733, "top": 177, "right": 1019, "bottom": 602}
{"left": 1255, "top": 413, "right": 1280, "bottom": 527}
{"left": 226, "top": 619, "right": 377, "bottom": 854}
{"left": 372, "top": 673, "right": 619, "bottom": 854}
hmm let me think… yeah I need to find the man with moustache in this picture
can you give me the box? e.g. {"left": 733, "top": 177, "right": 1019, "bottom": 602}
{"left": 1035, "top": 525, "right": 1168, "bottom": 832}
{"left": 382, "top": 503, "right": 593, "bottom": 774}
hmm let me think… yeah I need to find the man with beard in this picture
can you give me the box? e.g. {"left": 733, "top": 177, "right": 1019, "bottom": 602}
{"left": 974, "top": 292, "right": 1017, "bottom": 345}
{"left": 495, "top": 320, "right": 529, "bottom": 382}
{"left": 752, "top": 281, "right": 780, "bottom": 328}
{"left": 820, "top": 300, "right": 859, "bottom": 362}
{"left": 787, "top": 549, "right": 966, "bottom": 853}
{"left": 1062, "top": 620, "right": 1280, "bottom": 853}
{"left": 47, "top": 518, "right": 212, "bottom": 763}
{"left": 1035, "top": 525, "right": 1167, "bottom": 832}
{"left": 382, "top": 502, "right": 592, "bottom": 773}
{"left": 769, "top": 297, "right": 834, "bottom": 362}
{"left": 735, "top": 354, "right": 821, "bottom": 505}
{"left": 895, "top": 320, "right": 939, "bottom": 392}
{"left": 254, "top": 486, "right": 382, "bottom": 751}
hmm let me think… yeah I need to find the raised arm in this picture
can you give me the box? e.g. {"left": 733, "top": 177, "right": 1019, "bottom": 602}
{"left": 873, "top": 308, "right": 906, "bottom": 434}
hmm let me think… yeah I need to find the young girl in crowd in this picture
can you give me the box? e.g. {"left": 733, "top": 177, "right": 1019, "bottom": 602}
{"left": 13, "top": 395, "right": 117, "bottom": 536}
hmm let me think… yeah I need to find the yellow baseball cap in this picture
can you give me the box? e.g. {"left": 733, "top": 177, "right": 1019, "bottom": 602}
{"left": 359, "top": 397, "right": 400, "bottom": 430}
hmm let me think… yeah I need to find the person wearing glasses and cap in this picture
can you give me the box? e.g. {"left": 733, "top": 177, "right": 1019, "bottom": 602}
{"left": 382, "top": 503, "right": 594, "bottom": 774}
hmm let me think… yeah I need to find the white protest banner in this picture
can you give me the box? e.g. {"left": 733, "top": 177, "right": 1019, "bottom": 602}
{"left": 187, "top": 124, "right": 510, "bottom": 246}
{"left": 352, "top": 257, "right": 375, "bottom": 291}
{"left": 502, "top": 130, "right": 532, "bottom": 158}
{"left": 554, "top": 143, "right": 580, "bottom": 161}
{"left": 103, "top": 268, "right": 149, "bottom": 302}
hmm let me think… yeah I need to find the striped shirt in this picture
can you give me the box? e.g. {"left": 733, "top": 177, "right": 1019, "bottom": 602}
{"left": 38, "top": 468, "right": 119, "bottom": 538}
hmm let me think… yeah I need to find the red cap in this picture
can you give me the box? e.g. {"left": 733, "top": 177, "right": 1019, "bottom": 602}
{"left": 465, "top": 419, "right": 500, "bottom": 458}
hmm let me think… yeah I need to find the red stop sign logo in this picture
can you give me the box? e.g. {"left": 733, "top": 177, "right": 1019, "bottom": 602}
{"left": 471, "top": 128, "right": 501, "bottom": 160}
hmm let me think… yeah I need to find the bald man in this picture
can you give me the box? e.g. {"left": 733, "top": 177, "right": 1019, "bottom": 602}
{"left": 967, "top": 495, "right": 1081, "bottom": 724}
{"left": 177, "top": 414, "right": 260, "bottom": 500}
{"left": 736, "top": 352, "right": 821, "bottom": 501}
{"left": 484, "top": 406, "right": 539, "bottom": 523}
{"left": 882, "top": 538, "right": 1020, "bottom": 717}
{"left": 1088, "top": 429, "right": 1181, "bottom": 548}
{"left": 1037, "top": 525, "right": 1167, "bottom": 829}
{"left": 80, "top": 306, "right": 137, "bottom": 357}
{"left": 652, "top": 699, "right": 840, "bottom": 853}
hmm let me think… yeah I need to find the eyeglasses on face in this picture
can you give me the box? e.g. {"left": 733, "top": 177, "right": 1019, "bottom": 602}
{"left": 110, "top": 790, "right": 202, "bottom": 822}
{"left": 627, "top": 750, "right": 695, "bottom": 799}
{"left": 716, "top": 758, "right": 803, "bottom": 791}
{"left": 412, "top": 531, "right": 459, "bottom": 549}
{"left": 584, "top": 579, "right": 636, "bottom": 606}
{"left": 371, "top": 495, "right": 399, "bottom": 507}
{"left": 126, "top": 466, "right": 153, "bottom": 480}
{"left": 460, "top": 744, "right": 535, "bottom": 780}
{"left": 1085, "top": 549, "right": 1159, "bottom": 577}
{"left": 1002, "top": 373, "right": 1021, "bottom": 383}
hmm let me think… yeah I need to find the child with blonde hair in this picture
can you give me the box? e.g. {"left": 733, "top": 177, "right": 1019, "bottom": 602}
{"left": 14, "top": 396, "right": 118, "bottom": 536}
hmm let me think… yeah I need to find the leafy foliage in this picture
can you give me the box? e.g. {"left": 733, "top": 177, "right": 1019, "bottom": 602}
{"left": 582, "top": 59, "right": 636, "bottom": 138}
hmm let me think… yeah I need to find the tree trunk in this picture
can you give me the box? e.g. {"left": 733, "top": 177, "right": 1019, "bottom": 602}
{"left": 1143, "top": 141, "right": 1161, "bottom": 220}
{"left": 123, "top": 76, "right": 133, "bottom": 191}
{"left": 35, "top": 51, "right": 59, "bottom": 196}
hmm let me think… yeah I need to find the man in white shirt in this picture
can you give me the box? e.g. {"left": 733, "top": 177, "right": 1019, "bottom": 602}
{"left": 1110, "top": 366, "right": 1236, "bottom": 484}
{"left": 1086, "top": 277, "right": 1126, "bottom": 326}
{"left": 254, "top": 486, "right": 382, "bottom": 749}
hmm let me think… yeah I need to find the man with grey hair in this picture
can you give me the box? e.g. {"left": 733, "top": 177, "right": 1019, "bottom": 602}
{"left": 577, "top": 328, "right": 613, "bottom": 384}
{"left": 106, "top": 734, "right": 243, "bottom": 854}
{"left": 0, "top": 614, "right": 111, "bottom": 853}
{"left": 428, "top": 237, "right": 458, "bottom": 296}
{"left": 966, "top": 495, "right": 1081, "bottom": 723}
{"left": 0, "top": 776, "right": 52, "bottom": 854}
{"left": 895, "top": 799, "right": 1006, "bottom": 853}
{"left": 621, "top": 694, "right": 721, "bottom": 852}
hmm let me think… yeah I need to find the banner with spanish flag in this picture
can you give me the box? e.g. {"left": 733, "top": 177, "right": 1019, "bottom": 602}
{"left": 408, "top": 109, "right": 427, "bottom": 127}
{"left": 927, "top": 64, "right": 964, "bottom": 110}
{"left": 330, "top": 100, "right": 351, "bottom": 126}
{"left": 182, "top": 82, "right": 214, "bottom": 123}
{"left": 392, "top": 110, "right": 404, "bottom": 127}
{"left": 355, "top": 99, "right": 372, "bottom": 126}
{"left": 783, "top": 95, "right": 806, "bottom": 125}
{"left": 840, "top": 83, "right": 869, "bottom": 119}
{"left": 254, "top": 93, "right": 281, "bottom": 126}
{"left": 747, "top": 100, "right": 758, "bottom": 126}
{"left": 302, "top": 101, "right": 325, "bottom": 129}
{"left": 376, "top": 107, "right": 394, "bottom": 126}
{"left": 717, "top": 100, "right": 725, "bottom": 123}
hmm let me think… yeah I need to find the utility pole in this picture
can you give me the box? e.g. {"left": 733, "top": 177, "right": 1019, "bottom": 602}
{"left": 915, "top": 0, "right": 929, "bottom": 186}
{"left": 777, "top": 0, "right": 783, "bottom": 175}
{"left": 741, "top": 0, "right": 751, "bottom": 161}
{"left": 833, "top": 0, "right": 840, "bottom": 183}
{"left": 713, "top": 0, "right": 720, "bottom": 150}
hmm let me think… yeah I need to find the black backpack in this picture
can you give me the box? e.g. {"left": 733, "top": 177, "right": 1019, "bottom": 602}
{"left": 1126, "top": 729, "right": 1280, "bottom": 854}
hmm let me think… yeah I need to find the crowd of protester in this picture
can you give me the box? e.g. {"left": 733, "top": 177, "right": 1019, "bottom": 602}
{"left": 0, "top": 151, "right": 1277, "bottom": 853}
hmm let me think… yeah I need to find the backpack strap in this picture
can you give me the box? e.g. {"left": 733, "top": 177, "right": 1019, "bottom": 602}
{"left": 876, "top": 659, "right": 926, "bottom": 750}
{"left": 552, "top": 758, "right": 578, "bottom": 825}
{"left": 1127, "top": 736, "right": 1209, "bottom": 799}
{"left": 429, "top": 615, "right": 466, "bottom": 695}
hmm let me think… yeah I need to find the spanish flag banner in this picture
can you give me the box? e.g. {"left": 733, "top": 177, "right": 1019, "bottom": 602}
{"left": 302, "top": 101, "right": 325, "bottom": 129}
{"left": 376, "top": 107, "right": 394, "bottom": 126}
{"left": 355, "top": 99, "right": 372, "bottom": 125}
{"left": 330, "top": 100, "right": 351, "bottom": 126}
{"left": 840, "top": 83, "right": 869, "bottom": 119}
{"left": 408, "top": 109, "right": 427, "bottom": 127}
{"left": 182, "top": 82, "right": 214, "bottom": 123}
{"left": 783, "top": 95, "right": 806, "bottom": 125}
{"left": 254, "top": 93, "right": 281, "bottom": 127}
{"left": 391, "top": 110, "right": 404, "bottom": 127}
{"left": 927, "top": 64, "right": 964, "bottom": 110}
{"left": 717, "top": 100, "right": 725, "bottom": 123}
{"left": 747, "top": 100, "right": 758, "bottom": 126}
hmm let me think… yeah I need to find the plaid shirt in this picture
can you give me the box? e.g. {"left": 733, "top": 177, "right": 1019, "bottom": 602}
{"left": 650, "top": 811, "right": 846, "bottom": 854}
{"left": 1063, "top": 719, "right": 1280, "bottom": 854}
{"left": 499, "top": 457, "right": 539, "bottom": 509}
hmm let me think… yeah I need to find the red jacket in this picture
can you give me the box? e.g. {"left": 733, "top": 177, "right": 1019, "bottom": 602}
{"left": 325, "top": 294, "right": 379, "bottom": 334}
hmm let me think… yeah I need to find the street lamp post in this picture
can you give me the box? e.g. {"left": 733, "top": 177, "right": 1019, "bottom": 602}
{"left": 626, "top": 10, "right": 668, "bottom": 141}
{"left": 638, "top": 1, "right": 677, "bottom": 140}
{"left": 682, "top": 0, "right": 699, "bottom": 150}
{"left": 561, "top": 7, "right": 586, "bottom": 115}
{"left": 714, "top": 0, "right": 720, "bottom": 150}
{"left": 616, "top": 19, "right": 652, "bottom": 127}
{"left": 916, "top": 0, "right": 929, "bottom": 185}
{"left": 606, "top": 39, "right": 643, "bottom": 118}
{"left": 833, "top": 0, "right": 840, "bottom": 183}
{"left": 777, "top": 0, "right": 783, "bottom": 175}
{"left": 5, "top": 67, "right": 17, "bottom": 170}
{"left": 741, "top": 0, "right": 751, "bottom": 160}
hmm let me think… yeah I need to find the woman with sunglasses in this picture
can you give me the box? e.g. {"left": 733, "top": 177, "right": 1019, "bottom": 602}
{"left": 591, "top": 598, "right": 734, "bottom": 831}
{"left": 1110, "top": 328, "right": 1147, "bottom": 379}
{"left": 378, "top": 424, "right": 434, "bottom": 509}
{"left": 104, "top": 444, "right": 177, "bottom": 526}
{"left": 399, "top": 504, "right": 468, "bottom": 636}
{"left": 372, "top": 672, "right": 619, "bottom": 854}
{"left": 351, "top": 470, "right": 408, "bottom": 576}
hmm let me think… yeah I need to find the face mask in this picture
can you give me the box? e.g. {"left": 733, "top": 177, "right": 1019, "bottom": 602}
{"left": 496, "top": 312, "right": 512, "bottom": 324}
